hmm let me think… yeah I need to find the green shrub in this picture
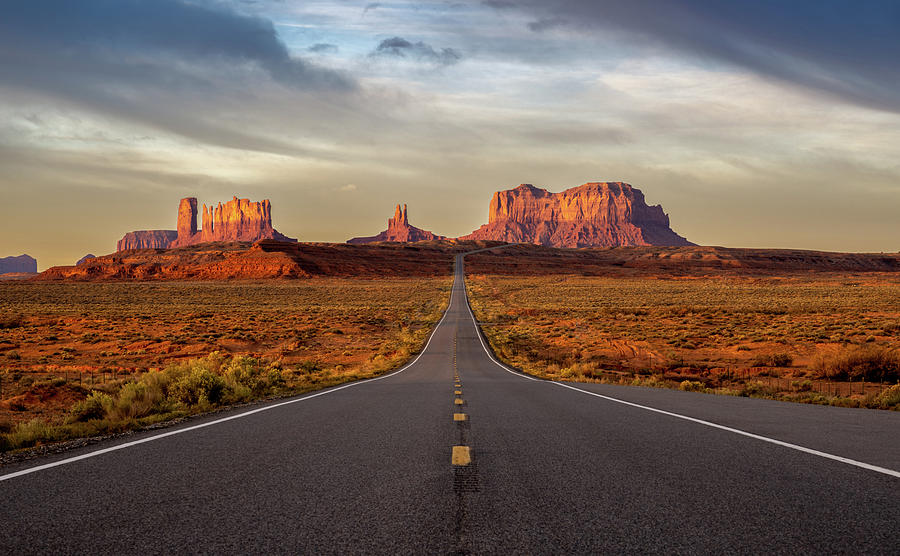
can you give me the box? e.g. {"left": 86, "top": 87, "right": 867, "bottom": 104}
{"left": 679, "top": 380, "right": 704, "bottom": 392}
{"left": 5, "top": 419, "right": 62, "bottom": 450}
{"left": 69, "top": 391, "right": 113, "bottom": 422}
{"left": 739, "top": 381, "right": 774, "bottom": 398}
{"left": 868, "top": 384, "right": 900, "bottom": 410}
{"left": 266, "top": 368, "right": 285, "bottom": 388}
{"left": 169, "top": 368, "right": 227, "bottom": 406}
{"left": 105, "top": 381, "right": 166, "bottom": 420}
{"left": 223, "top": 356, "right": 264, "bottom": 391}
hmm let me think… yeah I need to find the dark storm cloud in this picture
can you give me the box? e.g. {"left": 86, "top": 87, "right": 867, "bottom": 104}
{"left": 0, "top": 0, "right": 353, "bottom": 89}
{"left": 0, "top": 0, "right": 355, "bottom": 153}
{"left": 373, "top": 36, "right": 462, "bottom": 65}
{"left": 308, "top": 43, "right": 339, "bottom": 53}
{"left": 514, "top": 0, "right": 900, "bottom": 113}
{"left": 482, "top": 0, "right": 516, "bottom": 9}
{"left": 526, "top": 17, "right": 567, "bottom": 32}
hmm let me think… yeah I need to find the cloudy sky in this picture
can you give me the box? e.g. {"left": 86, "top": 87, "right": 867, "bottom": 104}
{"left": 2, "top": 0, "right": 900, "bottom": 268}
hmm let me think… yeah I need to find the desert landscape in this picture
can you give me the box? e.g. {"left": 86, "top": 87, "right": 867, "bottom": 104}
{"left": 4, "top": 3, "right": 900, "bottom": 552}
{"left": 2, "top": 183, "right": 900, "bottom": 454}
{"left": 0, "top": 277, "right": 450, "bottom": 452}
{"left": 466, "top": 271, "right": 900, "bottom": 408}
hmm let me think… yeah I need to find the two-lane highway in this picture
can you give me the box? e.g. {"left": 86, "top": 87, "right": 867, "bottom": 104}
{"left": 2, "top": 254, "right": 898, "bottom": 554}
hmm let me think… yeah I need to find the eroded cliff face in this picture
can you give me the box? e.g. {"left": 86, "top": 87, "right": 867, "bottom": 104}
{"left": 461, "top": 182, "right": 692, "bottom": 247}
{"left": 348, "top": 204, "right": 446, "bottom": 244}
{"left": 199, "top": 197, "right": 293, "bottom": 243}
{"left": 118, "top": 196, "right": 295, "bottom": 251}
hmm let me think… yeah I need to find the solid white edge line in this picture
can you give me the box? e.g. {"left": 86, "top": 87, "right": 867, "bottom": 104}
{"left": 0, "top": 269, "right": 459, "bottom": 483}
{"left": 458, "top": 254, "right": 900, "bottom": 480}
{"left": 457, "top": 255, "right": 538, "bottom": 381}
{"left": 550, "top": 382, "right": 900, "bottom": 479}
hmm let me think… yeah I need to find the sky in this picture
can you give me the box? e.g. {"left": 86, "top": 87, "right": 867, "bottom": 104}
{"left": 2, "top": 0, "right": 900, "bottom": 269}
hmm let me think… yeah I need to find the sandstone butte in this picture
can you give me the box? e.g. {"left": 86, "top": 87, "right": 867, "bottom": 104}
{"left": 0, "top": 254, "right": 37, "bottom": 274}
{"left": 460, "top": 182, "right": 692, "bottom": 247}
{"left": 347, "top": 204, "right": 446, "bottom": 244}
{"left": 117, "top": 196, "right": 295, "bottom": 252}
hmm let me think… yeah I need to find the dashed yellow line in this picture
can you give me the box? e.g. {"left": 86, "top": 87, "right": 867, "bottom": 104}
{"left": 454, "top": 398, "right": 464, "bottom": 405}
{"left": 454, "top": 390, "right": 462, "bottom": 395}
{"left": 451, "top": 446, "right": 471, "bottom": 466}
{"left": 453, "top": 413, "right": 467, "bottom": 422}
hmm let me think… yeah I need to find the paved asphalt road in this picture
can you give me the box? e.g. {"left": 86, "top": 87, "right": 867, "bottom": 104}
{"left": 2, "top": 254, "right": 899, "bottom": 554}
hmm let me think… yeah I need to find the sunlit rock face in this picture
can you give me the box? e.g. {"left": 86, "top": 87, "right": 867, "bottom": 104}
{"left": 461, "top": 182, "right": 693, "bottom": 247}
{"left": 347, "top": 204, "right": 446, "bottom": 244}
{"left": 199, "top": 197, "right": 293, "bottom": 244}
{"left": 118, "top": 196, "right": 295, "bottom": 252}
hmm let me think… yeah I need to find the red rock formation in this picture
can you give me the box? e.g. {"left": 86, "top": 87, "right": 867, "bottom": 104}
{"left": 461, "top": 182, "right": 692, "bottom": 247}
{"left": 118, "top": 196, "right": 295, "bottom": 252}
{"left": 117, "top": 230, "right": 178, "bottom": 251}
{"left": 200, "top": 197, "right": 294, "bottom": 243}
{"left": 347, "top": 204, "right": 446, "bottom": 244}
{"left": 76, "top": 254, "right": 96, "bottom": 266}
{"left": 0, "top": 254, "right": 37, "bottom": 274}
{"left": 36, "top": 241, "right": 454, "bottom": 281}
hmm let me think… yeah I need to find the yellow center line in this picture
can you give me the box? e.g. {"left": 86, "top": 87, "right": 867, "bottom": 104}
{"left": 451, "top": 446, "right": 471, "bottom": 466}
{"left": 454, "top": 398, "right": 464, "bottom": 405}
{"left": 454, "top": 390, "right": 462, "bottom": 395}
{"left": 453, "top": 413, "right": 467, "bottom": 422}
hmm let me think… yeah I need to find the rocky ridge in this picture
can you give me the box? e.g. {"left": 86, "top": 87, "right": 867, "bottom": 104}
{"left": 348, "top": 204, "right": 446, "bottom": 244}
{"left": 37, "top": 240, "right": 457, "bottom": 281}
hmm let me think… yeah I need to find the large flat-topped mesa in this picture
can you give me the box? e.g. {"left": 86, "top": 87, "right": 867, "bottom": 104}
{"left": 461, "top": 182, "right": 692, "bottom": 247}
{"left": 348, "top": 203, "right": 446, "bottom": 244}
{"left": 118, "top": 196, "right": 295, "bottom": 252}
{"left": 117, "top": 230, "right": 178, "bottom": 251}
{"left": 0, "top": 254, "right": 38, "bottom": 274}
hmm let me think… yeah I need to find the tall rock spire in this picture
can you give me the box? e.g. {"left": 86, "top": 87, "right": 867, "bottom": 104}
{"left": 349, "top": 203, "right": 445, "bottom": 244}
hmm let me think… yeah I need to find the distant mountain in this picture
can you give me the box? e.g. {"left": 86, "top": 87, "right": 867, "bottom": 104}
{"left": 461, "top": 182, "right": 692, "bottom": 247}
{"left": 348, "top": 204, "right": 446, "bottom": 244}
{"left": 0, "top": 254, "right": 37, "bottom": 274}
{"left": 76, "top": 254, "right": 96, "bottom": 266}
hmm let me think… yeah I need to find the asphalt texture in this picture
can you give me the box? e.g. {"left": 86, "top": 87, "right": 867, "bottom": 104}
{"left": 2, "top": 255, "right": 899, "bottom": 554}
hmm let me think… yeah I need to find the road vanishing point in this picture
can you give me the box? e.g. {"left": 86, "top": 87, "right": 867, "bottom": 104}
{"left": 2, "top": 253, "right": 899, "bottom": 554}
